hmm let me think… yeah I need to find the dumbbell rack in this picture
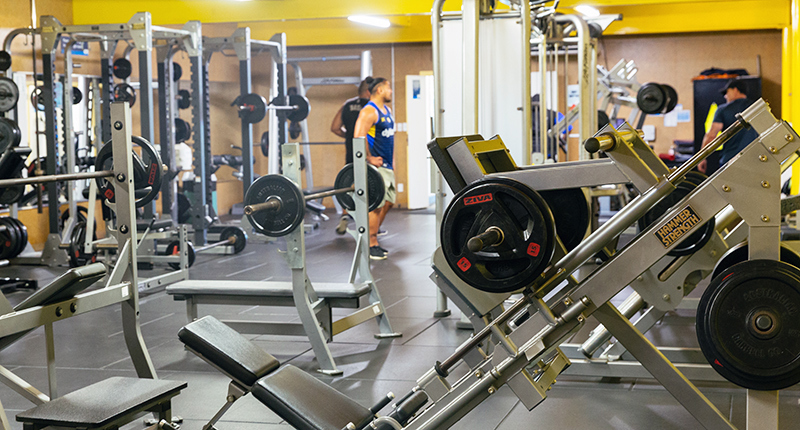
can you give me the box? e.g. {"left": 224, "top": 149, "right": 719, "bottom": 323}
{"left": 0, "top": 102, "right": 158, "bottom": 426}
{"left": 412, "top": 99, "right": 792, "bottom": 430}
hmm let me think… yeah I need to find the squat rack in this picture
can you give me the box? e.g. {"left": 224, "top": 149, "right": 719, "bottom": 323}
{"left": 2, "top": 12, "right": 201, "bottom": 262}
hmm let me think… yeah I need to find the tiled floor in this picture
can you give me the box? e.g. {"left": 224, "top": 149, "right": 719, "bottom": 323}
{"left": 0, "top": 209, "right": 797, "bottom": 429}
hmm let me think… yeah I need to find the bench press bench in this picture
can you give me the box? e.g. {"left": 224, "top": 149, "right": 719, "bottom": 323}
{"left": 0, "top": 263, "right": 187, "bottom": 430}
{"left": 179, "top": 316, "right": 426, "bottom": 430}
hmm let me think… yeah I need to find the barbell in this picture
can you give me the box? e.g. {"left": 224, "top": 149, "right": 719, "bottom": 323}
{"left": 233, "top": 93, "right": 310, "bottom": 124}
{"left": 0, "top": 135, "right": 164, "bottom": 208}
{"left": 243, "top": 163, "right": 384, "bottom": 237}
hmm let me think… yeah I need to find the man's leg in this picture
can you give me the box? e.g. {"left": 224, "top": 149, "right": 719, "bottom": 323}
{"left": 369, "top": 208, "right": 381, "bottom": 247}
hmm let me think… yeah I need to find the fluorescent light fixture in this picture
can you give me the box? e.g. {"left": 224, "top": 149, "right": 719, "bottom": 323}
{"left": 574, "top": 5, "right": 601, "bottom": 17}
{"left": 348, "top": 15, "right": 391, "bottom": 28}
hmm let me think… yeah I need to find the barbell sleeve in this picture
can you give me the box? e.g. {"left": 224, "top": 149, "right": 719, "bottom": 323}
{"left": 584, "top": 129, "right": 646, "bottom": 154}
{"left": 467, "top": 227, "right": 504, "bottom": 252}
{"left": 0, "top": 170, "right": 114, "bottom": 187}
{"left": 195, "top": 235, "right": 237, "bottom": 253}
{"left": 244, "top": 185, "right": 356, "bottom": 215}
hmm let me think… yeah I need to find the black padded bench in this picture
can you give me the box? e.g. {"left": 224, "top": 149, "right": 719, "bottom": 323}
{"left": 179, "top": 316, "right": 377, "bottom": 430}
{"left": 16, "top": 377, "right": 186, "bottom": 430}
{"left": 167, "top": 280, "right": 371, "bottom": 321}
{"left": 0, "top": 263, "right": 107, "bottom": 352}
{"left": 137, "top": 218, "right": 175, "bottom": 232}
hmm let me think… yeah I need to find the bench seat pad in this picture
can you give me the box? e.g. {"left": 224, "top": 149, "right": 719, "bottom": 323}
{"left": 16, "top": 377, "right": 185, "bottom": 428}
{"left": 167, "top": 280, "right": 370, "bottom": 300}
{"left": 252, "top": 365, "right": 373, "bottom": 430}
{"left": 178, "top": 316, "right": 280, "bottom": 387}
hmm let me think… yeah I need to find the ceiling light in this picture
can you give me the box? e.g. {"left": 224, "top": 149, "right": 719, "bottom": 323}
{"left": 574, "top": 5, "right": 601, "bottom": 17}
{"left": 347, "top": 15, "right": 391, "bottom": 28}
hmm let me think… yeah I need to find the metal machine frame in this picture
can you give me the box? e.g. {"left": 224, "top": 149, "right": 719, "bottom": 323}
{"left": 0, "top": 102, "right": 157, "bottom": 427}
{"left": 401, "top": 98, "right": 791, "bottom": 430}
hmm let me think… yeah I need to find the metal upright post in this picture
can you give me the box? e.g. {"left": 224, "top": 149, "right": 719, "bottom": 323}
{"left": 99, "top": 43, "right": 116, "bottom": 143}
{"left": 130, "top": 13, "right": 157, "bottom": 218}
{"left": 186, "top": 21, "right": 208, "bottom": 245}
{"left": 40, "top": 50, "right": 60, "bottom": 234}
{"left": 110, "top": 101, "right": 157, "bottom": 379}
{"left": 273, "top": 33, "right": 288, "bottom": 168}
{"left": 234, "top": 27, "right": 254, "bottom": 194}
{"left": 62, "top": 39, "right": 81, "bottom": 242}
{"left": 462, "top": 0, "right": 480, "bottom": 136}
{"left": 156, "top": 46, "right": 178, "bottom": 222}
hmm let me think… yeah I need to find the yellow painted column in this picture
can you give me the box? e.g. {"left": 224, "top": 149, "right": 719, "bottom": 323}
{"left": 789, "top": 0, "right": 800, "bottom": 194}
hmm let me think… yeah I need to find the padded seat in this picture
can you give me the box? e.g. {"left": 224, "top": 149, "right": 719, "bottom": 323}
{"left": 16, "top": 377, "right": 186, "bottom": 430}
{"left": 0, "top": 263, "right": 106, "bottom": 352}
{"left": 252, "top": 365, "right": 373, "bottom": 430}
{"left": 167, "top": 280, "right": 370, "bottom": 300}
{"left": 178, "top": 316, "right": 279, "bottom": 387}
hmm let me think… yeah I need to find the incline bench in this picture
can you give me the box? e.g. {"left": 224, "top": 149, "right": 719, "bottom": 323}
{"left": 179, "top": 316, "right": 426, "bottom": 430}
{"left": 0, "top": 264, "right": 187, "bottom": 430}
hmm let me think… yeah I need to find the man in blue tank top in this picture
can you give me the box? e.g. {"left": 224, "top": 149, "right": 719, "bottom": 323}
{"left": 354, "top": 77, "right": 396, "bottom": 260}
{"left": 698, "top": 79, "right": 758, "bottom": 173}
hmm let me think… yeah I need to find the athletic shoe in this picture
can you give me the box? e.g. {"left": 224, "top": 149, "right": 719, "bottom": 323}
{"left": 369, "top": 246, "right": 387, "bottom": 260}
{"left": 378, "top": 246, "right": 389, "bottom": 255}
{"left": 335, "top": 216, "right": 349, "bottom": 235}
{"left": 378, "top": 229, "right": 388, "bottom": 236}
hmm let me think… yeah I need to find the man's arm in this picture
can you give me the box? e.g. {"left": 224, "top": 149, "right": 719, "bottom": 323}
{"left": 354, "top": 106, "right": 382, "bottom": 166}
{"left": 698, "top": 122, "right": 724, "bottom": 173}
{"left": 330, "top": 105, "right": 346, "bottom": 138}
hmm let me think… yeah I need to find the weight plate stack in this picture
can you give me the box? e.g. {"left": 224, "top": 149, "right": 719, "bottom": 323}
{"left": 0, "top": 217, "right": 21, "bottom": 259}
{"left": 112, "top": 58, "right": 132, "bottom": 80}
{"left": 244, "top": 174, "right": 305, "bottom": 237}
{"left": 441, "top": 177, "right": 556, "bottom": 294}
{"left": 636, "top": 82, "right": 667, "bottom": 115}
{"left": 220, "top": 226, "right": 247, "bottom": 254}
{"left": 68, "top": 221, "right": 97, "bottom": 268}
{"left": 697, "top": 259, "right": 800, "bottom": 390}
{"left": 0, "top": 168, "right": 25, "bottom": 205}
{"left": 0, "top": 117, "right": 22, "bottom": 153}
{"left": 0, "top": 51, "right": 12, "bottom": 71}
{"left": 333, "top": 163, "right": 385, "bottom": 212}
{"left": 712, "top": 242, "right": 800, "bottom": 280}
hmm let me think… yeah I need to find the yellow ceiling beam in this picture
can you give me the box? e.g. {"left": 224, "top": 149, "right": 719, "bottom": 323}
{"left": 71, "top": 0, "right": 462, "bottom": 26}
{"left": 246, "top": 15, "right": 434, "bottom": 46}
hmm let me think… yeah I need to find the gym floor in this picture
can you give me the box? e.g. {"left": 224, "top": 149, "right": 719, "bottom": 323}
{"left": 0, "top": 209, "right": 798, "bottom": 430}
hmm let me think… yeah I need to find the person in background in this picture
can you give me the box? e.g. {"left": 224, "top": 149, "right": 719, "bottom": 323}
{"left": 353, "top": 77, "right": 396, "bottom": 260}
{"left": 698, "top": 79, "right": 758, "bottom": 173}
{"left": 331, "top": 79, "right": 371, "bottom": 234}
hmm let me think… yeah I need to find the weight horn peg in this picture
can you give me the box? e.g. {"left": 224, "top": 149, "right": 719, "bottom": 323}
{"left": 467, "top": 226, "right": 504, "bottom": 253}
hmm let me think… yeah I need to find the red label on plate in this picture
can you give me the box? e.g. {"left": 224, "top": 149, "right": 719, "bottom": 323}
{"left": 457, "top": 257, "right": 471, "bottom": 271}
{"left": 463, "top": 193, "right": 493, "bottom": 206}
{"left": 527, "top": 243, "right": 540, "bottom": 257}
{"left": 148, "top": 163, "right": 157, "bottom": 185}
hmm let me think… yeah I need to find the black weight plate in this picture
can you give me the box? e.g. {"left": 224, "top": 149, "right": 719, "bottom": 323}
{"left": 638, "top": 180, "right": 716, "bottom": 256}
{"left": 539, "top": 187, "right": 591, "bottom": 252}
{"left": 165, "top": 240, "right": 195, "bottom": 269}
{"left": 95, "top": 135, "right": 163, "bottom": 208}
{"left": 289, "top": 121, "right": 302, "bottom": 139}
{"left": 112, "top": 58, "right": 132, "bottom": 80}
{"left": 663, "top": 84, "right": 678, "bottom": 113}
{"left": 173, "top": 63, "right": 182, "bottom": 82}
{"left": 287, "top": 94, "right": 310, "bottom": 123}
{"left": 177, "top": 89, "right": 191, "bottom": 110}
{"left": 175, "top": 118, "right": 191, "bottom": 143}
{"left": 441, "top": 177, "right": 557, "bottom": 294}
{"left": 72, "top": 87, "right": 82, "bottom": 105}
{"left": 300, "top": 153, "right": 306, "bottom": 171}
{"left": 0, "top": 51, "right": 11, "bottom": 71}
{"left": 0, "top": 117, "right": 22, "bottom": 152}
{"left": 8, "top": 218, "right": 27, "bottom": 258}
{"left": 236, "top": 93, "right": 267, "bottom": 124}
{"left": 333, "top": 163, "right": 385, "bottom": 212}
{"left": 220, "top": 226, "right": 247, "bottom": 254}
{"left": 260, "top": 131, "right": 269, "bottom": 157}
{"left": 68, "top": 221, "right": 97, "bottom": 268}
{"left": 697, "top": 259, "right": 800, "bottom": 390}
{"left": 0, "top": 168, "right": 24, "bottom": 205}
{"left": 637, "top": 82, "right": 667, "bottom": 115}
{"left": 60, "top": 206, "right": 97, "bottom": 240}
{"left": 712, "top": 242, "right": 800, "bottom": 280}
{"left": 113, "top": 83, "right": 136, "bottom": 107}
{"left": 0, "top": 77, "right": 20, "bottom": 113}
{"left": 245, "top": 174, "right": 305, "bottom": 237}
{"left": 0, "top": 218, "right": 17, "bottom": 260}
{"left": 31, "top": 86, "right": 45, "bottom": 111}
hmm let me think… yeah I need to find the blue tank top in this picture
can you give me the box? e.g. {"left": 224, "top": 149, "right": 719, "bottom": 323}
{"left": 366, "top": 101, "right": 395, "bottom": 169}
